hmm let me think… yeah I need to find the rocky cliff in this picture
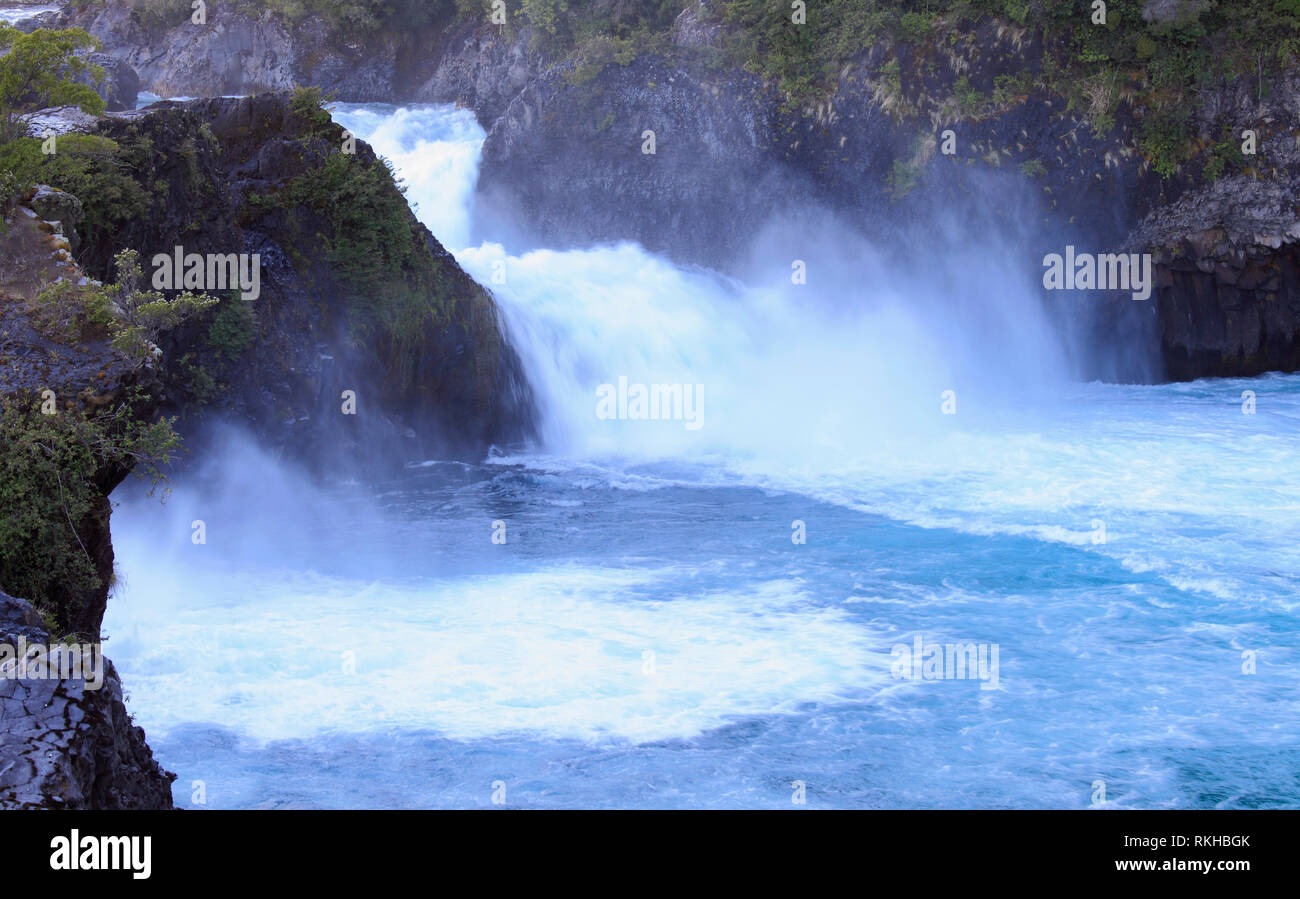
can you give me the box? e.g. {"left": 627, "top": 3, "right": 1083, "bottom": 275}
{"left": 73, "top": 93, "right": 533, "bottom": 469}
{"left": 0, "top": 183, "right": 162, "bottom": 641}
{"left": 0, "top": 590, "right": 174, "bottom": 809}
{"left": 471, "top": 10, "right": 1300, "bottom": 382}
{"left": 6, "top": 88, "right": 534, "bottom": 622}
{"left": 1, "top": 186, "right": 174, "bottom": 808}
{"left": 59, "top": 0, "right": 1300, "bottom": 381}
{"left": 1, "top": 89, "right": 534, "bottom": 807}
{"left": 1123, "top": 67, "right": 1300, "bottom": 380}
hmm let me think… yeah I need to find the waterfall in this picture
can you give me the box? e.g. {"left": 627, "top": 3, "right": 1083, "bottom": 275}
{"left": 333, "top": 103, "right": 1074, "bottom": 475}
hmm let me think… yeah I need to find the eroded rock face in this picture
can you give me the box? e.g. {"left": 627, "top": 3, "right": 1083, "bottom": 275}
{"left": 62, "top": 3, "right": 416, "bottom": 103}
{"left": 412, "top": 25, "right": 548, "bottom": 126}
{"left": 84, "top": 52, "right": 141, "bottom": 112}
{"left": 61, "top": 5, "right": 544, "bottom": 115}
{"left": 0, "top": 591, "right": 174, "bottom": 810}
{"left": 29, "top": 185, "right": 84, "bottom": 254}
{"left": 1131, "top": 177, "right": 1300, "bottom": 378}
{"left": 59, "top": 3, "right": 298, "bottom": 98}
{"left": 1123, "top": 66, "right": 1300, "bottom": 379}
{"left": 53, "top": 7, "right": 1300, "bottom": 381}
{"left": 76, "top": 94, "right": 533, "bottom": 468}
{"left": 478, "top": 54, "right": 786, "bottom": 268}
{"left": 476, "top": 22, "right": 1158, "bottom": 271}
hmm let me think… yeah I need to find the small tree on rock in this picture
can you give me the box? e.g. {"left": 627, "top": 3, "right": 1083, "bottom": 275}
{"left": 0, "top": 25, "right": 106, "bottom": 144}
{"left": 107, "top": 249, "right": 217, "bottom": 359}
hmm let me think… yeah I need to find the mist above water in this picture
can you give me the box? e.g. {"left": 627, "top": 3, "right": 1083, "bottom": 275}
{"left": 98, "top": 104, "right": 1300, "bottom": 808}
{"left": 335, "top": 104, "right": 1092, "bottom": 472}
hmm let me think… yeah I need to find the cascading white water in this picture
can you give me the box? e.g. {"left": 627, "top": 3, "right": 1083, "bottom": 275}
{"left": 332, "top": 105, "right": 484, "bottom": 250}
{"left": 329, "top": 102, "right": 1300, "bottom": 601}
{"left": 335, "top": 105, "right": 1072, "bottom": 468}
{"left": 100, "top": 102, "right": 1300, "bottom": 809}
{"left": 0, "top": 5, "right": 60, "bottom": 25}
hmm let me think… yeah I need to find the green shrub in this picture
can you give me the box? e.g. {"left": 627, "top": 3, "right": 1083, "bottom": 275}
{"left": 1018, "top": 158, "right": 1046, "bottom": 178}
{"left": 1204, "top": 135, "right": 1248, "bottom": 181}
{"left": 888, "top": 156, "right": 920, "bottom": 198}
{"left": 175, "top": 353, "right": 220, "bottom": 404}
{"left": 29, "top": 277, "right": 117, "bottom": 344}
{"left": 0, "top": 391, "right": 180, "bottom": 635}
{"left": 898, "top": 11, "right": 931, "bottom": 42}
{"left": 1140, "top": 107, "right": 1192, "bottom": 179}
{"left": 1001, "top": 0, "right": 1031, "bottom": 26}
{"left": 0, "top": 133, "right": 154, "bottom": 253}
{"left": 0, "top": 167, "right": 19, "bottom": 232}
{"left": 27, "top": 249, "right": 215, "bottom": 355}
{"left": 952, "top": 75, "right": 986, "bottom": 115}
{"left": 107, "top": 249, "right": 217, "bottom": 358}
{"left": 207, "top": 293, "right": 257, "bottom": 361}
{"left": 289, "top": 85, "right": 335, "bottom": 135}
{"left": 285, "top": 150, "right": 450, "bottom": 344}
{"left": 0, "top": 25, "right": 105, "bottom": 143}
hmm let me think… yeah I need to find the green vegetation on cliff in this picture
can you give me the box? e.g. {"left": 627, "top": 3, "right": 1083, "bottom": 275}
{"left": 0, "top": 31, "right": 507, "bottom": 631}
{"left": 247, "top": 88, "right": 457, "bottom": 384}
{"left": 463, "top": 1, "right": 1298, "bottom": 179}
{"left": 206, "top": 292, "right": 257, "bottom": 361}
{"left": 0, "top": 24, "right": 157, "bottom": 245}
{"left": 0, "top": 29, "right": 205, "bottom": 633}
{"left": 285, "top": 151, "right": 452, "bottom": 337}
{"left": 67, "top": 0, "right": 1300, "bottom": 182}
{"left": 700, "top": 1, "right": 1297, "bottom": 174}
{"left": 1, "top": 246, "right": 211, "bottom": 635}
{"left": 0, "top": 24, "right": 104, "bottom": 143}
{"left": 78, "top": 0, "right": 478, "bottom": 33}
{"left": 0, "top": 392, "right": 178, "bottom": 638}
{"left": 1, "top": 132, "right": 156, "bottom": 246}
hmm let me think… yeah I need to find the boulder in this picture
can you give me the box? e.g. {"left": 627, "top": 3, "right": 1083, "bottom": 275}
{"left": 29, "top": 184, "right": 85, "bottom": 254}
{"left": 0, "top": 590, "right": 175, "bottom": 810}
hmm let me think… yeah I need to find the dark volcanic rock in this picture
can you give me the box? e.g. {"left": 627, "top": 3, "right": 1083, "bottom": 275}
{"left": 63, "top": 3, "right": 446, "bottom": 104}
{"left": 55, "top": 6, "right": 1300, "bottom": 379}
{"left": 28, "top": 184, "right": 84, "bottom": 254}
{"left": 1121, "top": 66, "right": 1300, "bottom": 379}
{"left": 0, "top": 590, "right": 174, "bottom": 809}
{"left": 59, "top": 3, "right": 298, "bottom": 97}
{"left": 85, "top": 93, "right": 533, "bottom": 469}
{"left": 478, "top": 54, "right": 789, "bottom": 267}
{"left": 1129, "top": 176, "right": 1300, "bottom": 379}
{"left": 412, "top": 24, "right": 549, "bottom": 129}
{"left": 83, "top": 52, "right": 141, "bottom": 112}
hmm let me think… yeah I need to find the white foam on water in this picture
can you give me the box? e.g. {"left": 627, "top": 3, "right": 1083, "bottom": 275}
{"left": 105, "top": 550, "right": 889, "bottom": 744}
{"left": 103, "top": 102, "right": 1299, "bottom": 780}
{"left": 337, "top": 102, "right": 1300, "bottom": 607}
{"left": 0, "top": 5, "right": 59, "bottom": 25}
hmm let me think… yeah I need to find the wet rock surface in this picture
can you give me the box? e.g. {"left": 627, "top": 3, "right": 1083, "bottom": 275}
{"left": 1130, "top": 176, "right": 1300, "bottom": 378}
{"left": 76, "top": 93, "right": 534, "bottom": 468}
{"left": 0, "top": 590, "right": 174, "bottom": 809}
{"left": 2, "top": 89, "right": 532, "bottom": 809}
